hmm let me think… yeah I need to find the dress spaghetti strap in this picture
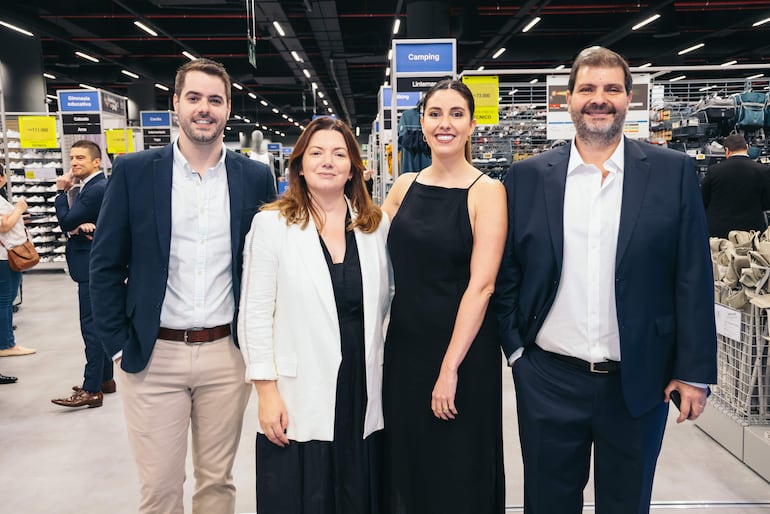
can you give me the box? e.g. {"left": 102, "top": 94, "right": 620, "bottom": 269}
{"left": 467, "top": 173, "right": 485, "bottom": 190}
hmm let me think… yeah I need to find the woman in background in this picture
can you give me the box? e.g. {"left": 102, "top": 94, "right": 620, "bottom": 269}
{"left": 0, "top": 163, "right": 35, "bottom": 365}
{"left": 239, "top": 116, "right": 392, "bottom": 513}
{"left": 381, "top": 79, "right": 507, "bottom": 513}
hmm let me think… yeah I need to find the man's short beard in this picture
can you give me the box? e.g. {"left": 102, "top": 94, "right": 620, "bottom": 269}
{"left": 572, "top": 110, "right": 626, "bottom": 146}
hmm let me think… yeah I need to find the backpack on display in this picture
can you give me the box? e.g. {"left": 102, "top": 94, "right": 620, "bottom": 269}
{"left": 694, "top": 95, "right": 735, "bottom": 122}
{"left": 731, "top": 91, "right": 767, "bottom": 130}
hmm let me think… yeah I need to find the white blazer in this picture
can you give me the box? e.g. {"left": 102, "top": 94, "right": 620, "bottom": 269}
{"left": 238, "top": 204, "right": 393, "bottom": 442}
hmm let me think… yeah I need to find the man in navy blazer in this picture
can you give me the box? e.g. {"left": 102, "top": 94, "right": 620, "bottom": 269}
{"left": 52, "top": 140, "right": 112, "bottom": 409}
{"left": 495, "top": 47, "right": 717, "bottom": 513}
{"left": 90, "top": 59, "right": 275, "bottom": 513}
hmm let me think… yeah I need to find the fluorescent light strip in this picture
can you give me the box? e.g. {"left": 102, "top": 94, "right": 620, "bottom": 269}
{"left": 328, "top": 108, "right": 333, "bottom": 113}
{"left": 233, "top": 82, "right": 243, "bottom": 90}
{"left": 43, "top": 72, "right": 56, "bottom": 80}
{"left": 46, "top": 94, "right": 57, "bottom": 101}
{"left": 753, "top": 17, "right": 770, "bottom": 27}
{"left": 0, "top": 20, "right": 33, "bottom": 37}
{"left": 155, "top": 83, "right": 170, "bottom": 91}
{"left": 121, "top": 69, "right": 139, "bottom": 79}
{"left": 639, "top": 62, "right": 652, "bottom": 68}
{"left": 477, "top": 65, "right": 485, "bottom": 71}
{"left": 698, "top": 85, "right": 716, "bottom": 92}
{"left": 79, "top": 83, "right": 96, "bottom": 90}
{"left": 554, "top": 64, "right": 565, "bottom": 70}
{"left": 631, "top": 13, "right": 660, "bottom": 31}
{"left": 721, "top": 60, "right": 738, "bottom": 67}
{"left": 385, "top": 66, "right": 391, "bottom": 76}
{"left": 388, "top": 49, "right": 393, "bottom": 61}
{"left": 677, "top": 43, "right": 704, "bottom": 55}
{"left": 248, "top": 92, "right": 257, "bottom": 99}
{"left": 318, "top": 91, "right": 324, "bottom": 98}
{"left": 492, "top": 47, "right": 506, "bottom": 59}
{"left": 669, "top": 75, "right": 686, "bottom": 82}
{"left": 529, "top": 78, "right": 538, "bottom": 84}
{"left": 182, "top": 51, "right": 197, "bottom": 61}
{"left": 747, "top": 73, "right": 764, "bottom": 80}
{"left": 272, "top": 21, "right": 286, "bottom": 37}
{"left": 260, "top": 100, "right": 268, "bottom": 106}
{"left": 522, "top": 17, "right": 541, "bottom": 33}
{"left": 290, "top": 51, "right": 302, "bottom": 63}
{"left": 281, "top": 114, "right": 288, "bottom": 119}
{"left": 272, "top": 108, "right": 279, "bottom": 114}
{"left": 75, "top": 51, "right": 99, "bottom": 63}
{"left": 392, "top": 18, "right": 401, "bottom": 35}
{"left": 303, "top": 69, "right": 311, "bottom": 78}
{"left": 134, "top": 20, "right": 158, "bottom": 37}
{"left": 323, "top": 99, "right": 329, "bottom": 106}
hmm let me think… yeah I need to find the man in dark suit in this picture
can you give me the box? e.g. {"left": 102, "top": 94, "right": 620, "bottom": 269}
{"left": 90, "top": 58, "right": 275, "bottom": 513}
{"left": 495, "top": 47, "right": 717, "bottom": 513}
{"left": 701, "top": 133, "right": 770, "bottom": 237}
{"left": 51, "top": 140, "right": 112, "bottom": 408}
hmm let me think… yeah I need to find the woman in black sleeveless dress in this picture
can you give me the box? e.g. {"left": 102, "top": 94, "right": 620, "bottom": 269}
{"left": 381, "top": 79, "right": 508, "bottom": 513}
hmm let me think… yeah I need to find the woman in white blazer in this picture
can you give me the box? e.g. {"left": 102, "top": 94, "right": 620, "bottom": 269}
{"left": 239, "top": 117, "right": 392, "bottom": 514}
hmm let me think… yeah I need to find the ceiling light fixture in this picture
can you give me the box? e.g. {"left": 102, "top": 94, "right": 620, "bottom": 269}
{"left": 291, "top": 51, "right": 303, "bottom": 63}
{"left": 121, "top": 70, "right": 139, "bottom": 79}
{"left": 272, "top": 108, "right": 279, "bottom": 114}
{"left": 388, "top": 49, "right": 393, "bottom": 61}
{"left": 631, "top": 14, "right": 661, "bottom": 31}
{"left": 638, "top": 62, "right": 652, "bottom": 68}
{"left": 698, "top": 85, "right": 716, "bottom": 92}
{"left": 753, "top": 17, "right": 770, "bottom": 27}
{"left": 243, "top": 118, "right": 250, "bottom": 123}
{"left": 385, "top": 66, "right": 391, "bottom": 76}
{"left": 46, "top": 94, "right": 57, "bottom": 101}
{"left": 226, "top": 127, "right": 231, "bottom": 131}
{"left": 554, "top": 64, "right": 565, "bottom": 70}
{"left": 233, "top": 83, "right": 243, "bottom": 90}
{"left": 522, "top": 17, "right": 541, "bottom": 33}
{"left": 272, "top": 21, "right": 286, "bottom": 37}
{"left": 43, "top": 72, "right": 56, "bottom": 80}
{"left": 79, "top": 83, "right": 96, "bottom": 90}
{"left": 677, "top": 43, "right": 704, "bottom": 55}
{"left": 155, "top": 83, "right": 170, "bottom": 91}
{"left": 509, "top": 89, "right": 518, "bottom": 95}
{"left": 0, "top": 20, "right": 33, "bottom": 37}
{"left": 392, "top": 18, "right": 401, "bottom": 35}
{"left": 327, "top": 108, "right": 333, "bottom": 113}
{"left": 529, "top": 78, "right": 538, "bottom": 84}
{"left": 260, "top": 100, "right": 268, "bottom": 107}
{"left": 477, "top": 65, "right": 485, "bottom": 71}
{"left": 133, "top": 20, "right": 158, "bottom": 37}
{"left": 281, "top": 114, "right": 288, "bottom": 119}
{"left": 747, "top": 73, "right": 764, "bottom": 80}
{"left": 669, "top": 75, "right": 686, "bottom": 82}
{"left": 75, "top": 51, "right": 100, "bottom": 63}
{"left": 318, "top": 91, "right": 324, "bottom": 98}
{"left": 182, "top": 51, "right": 197, "bottom": 61}
{"left": 233, "top": 114, "right": 241, "bottom": 119}
{"left": 721, "top": 60, "right": 738, "bottom": 67}
{"left": 492, "top": 47, "right": 506, "bottom": 59}
{"left": 303, "top": 69, "right": 311, "bottom": 78}
{"left": 248, "top": 92, "right": 257, "bottom": 99}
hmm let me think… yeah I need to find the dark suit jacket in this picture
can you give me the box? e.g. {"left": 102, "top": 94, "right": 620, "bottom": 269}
{"left": 701, "top": 154, "right": 770, "bottom": 238}
{"left": 495, "top": 138, "right": 717, "bottom": 417}
{"left": 54, "top": 172, "right": 106, "bottom": 283}
{"left": 89, "top": 144, "right": 276, "bottom": 373}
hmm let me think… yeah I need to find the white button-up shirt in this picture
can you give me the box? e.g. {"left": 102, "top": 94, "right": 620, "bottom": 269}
{"left": 159, "top": 140, "right": 233, "bottom": 329}
{"left": 536, "top": 138, "right": 625, "bottom": 363}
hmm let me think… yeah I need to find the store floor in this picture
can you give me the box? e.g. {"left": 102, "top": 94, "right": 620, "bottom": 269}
{"left": 1, "top": 271, "right": 769, "bottom": 513}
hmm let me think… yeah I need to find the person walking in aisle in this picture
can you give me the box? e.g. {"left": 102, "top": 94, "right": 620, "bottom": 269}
{"left": 701, "top": 133, "right": 770, "bottom": 238}
{"left": 51, "top": 140, "right": 112, "bottom": 409}
{"left": 381, "top": 79, "right": 507, "bottom": 514}
{"left": 90, "top": 58, "right": 275, "bottom": 514}
{"left": 239, "top": 116, "right": 392, "bottom": 513}
{"left": 494, "top": 46, "right": 717, "bottom": 513}
{"left": 0, "top": 163, "right": 35, "bottom": 359}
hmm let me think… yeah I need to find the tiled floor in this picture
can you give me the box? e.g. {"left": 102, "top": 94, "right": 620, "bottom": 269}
{"left": 1, "top": 271, "right": 769, "bottom": 513}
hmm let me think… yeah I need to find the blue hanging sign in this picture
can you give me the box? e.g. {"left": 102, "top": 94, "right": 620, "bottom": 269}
{"left": 58, "top": 91, "right": 100, "bottom": 112}
{"left": 394, "top": 42, "right": 455, "bottom": 74}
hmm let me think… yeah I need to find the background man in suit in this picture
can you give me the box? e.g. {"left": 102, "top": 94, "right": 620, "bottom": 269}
{"left": 90, "top": 58, "right": 275, "bottom": 514}
{"left": 51, "top": 140, "right": 112, "bottom": 408}
{"left": 701, "top": 133, "right": 770, "bottom": 237}
{"left": 495, "top": 47, "right": 717, "bottom": 513}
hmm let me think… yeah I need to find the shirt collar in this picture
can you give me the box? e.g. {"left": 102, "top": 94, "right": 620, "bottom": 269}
{"left": 172, "top": 138, "right": 227, "bottom": 177}
{"left": 81, "top": 171, "right": 103, "bottom": 186}
{"left": 567, "top": 136, "right": 626, "bottom": 176}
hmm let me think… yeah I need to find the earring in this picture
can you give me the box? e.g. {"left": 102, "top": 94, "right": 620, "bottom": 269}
{"left": 422, "top": 135, "right": 427, "bottom": 142}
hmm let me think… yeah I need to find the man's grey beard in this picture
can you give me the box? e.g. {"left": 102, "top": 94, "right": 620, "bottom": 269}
{"left": 572, "top": 110, "right": 626, "bottom": 146}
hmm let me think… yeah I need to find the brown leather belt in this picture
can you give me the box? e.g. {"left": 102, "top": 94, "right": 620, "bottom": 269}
{"left": 157, "top": 324, "right": 231, "bottom": 344}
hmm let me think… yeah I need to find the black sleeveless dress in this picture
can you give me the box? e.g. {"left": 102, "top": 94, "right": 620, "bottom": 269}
{"left": 382, "top": 175, "right": 505, "bottom": 514}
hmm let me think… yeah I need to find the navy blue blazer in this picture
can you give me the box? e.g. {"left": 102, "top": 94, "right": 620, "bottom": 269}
{"left": 89, "top": 144, "right": 276, "bottom": 373}
{"left": 55, "top": 172, "right": 106, "bottom": 283}
{"left": 494, "top": 138, "right": 717, "bottom": 416}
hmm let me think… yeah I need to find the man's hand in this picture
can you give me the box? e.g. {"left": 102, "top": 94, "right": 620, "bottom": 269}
{"left": 56, "top": 171, "right": 76, "bottom": 191}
